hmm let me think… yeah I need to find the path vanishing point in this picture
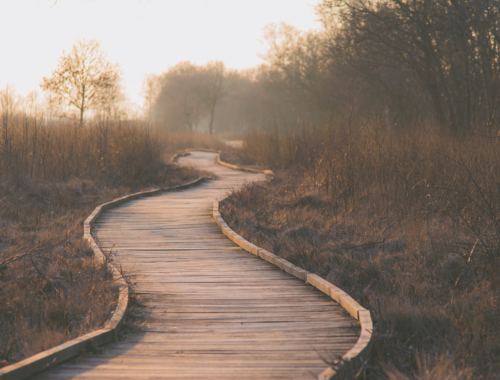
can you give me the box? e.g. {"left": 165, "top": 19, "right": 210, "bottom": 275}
{"left": 33, "top": 151, "right": 359, "bottom": 380}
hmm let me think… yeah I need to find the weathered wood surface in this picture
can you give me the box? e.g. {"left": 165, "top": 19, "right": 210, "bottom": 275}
{"left": 32, "top": 151, "right": 358, "bottom": 380}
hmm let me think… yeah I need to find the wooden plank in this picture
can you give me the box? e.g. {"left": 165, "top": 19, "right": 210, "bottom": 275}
{"left": 31, "top": 151, "right": 359, "bottom": 380}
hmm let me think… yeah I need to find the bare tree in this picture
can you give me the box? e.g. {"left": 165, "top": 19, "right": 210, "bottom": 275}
{"left": 199, "top": 61, "right": 235, "bottom": 134}
{"left": 0, "top": 85, "right": 19, "bottom": 178}
{"left": 95, "top": 78, "right": 127, "bottom": 121}
{"left": 41, "top": 38, "right": 121, "bottom": 125}
{"left": 317, "top": 0, "right": 500, "bottom": 131}
{"left": 154, "top": 62, "right": 204, "bottom": 132}
{"left": 43, "top": 91, "right": 63, "bottom": 121}
{"left": 261, "top": 23, "right": 326, "bottom": 126}
{"left": 141, "top": 74, "right": 161, "bottom": 125}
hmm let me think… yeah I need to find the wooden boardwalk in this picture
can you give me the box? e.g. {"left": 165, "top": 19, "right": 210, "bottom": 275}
{"left": 33, "top": 151, "right": 359, "bottom": 380}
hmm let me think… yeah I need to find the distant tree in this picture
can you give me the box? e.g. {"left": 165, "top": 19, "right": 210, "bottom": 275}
{"left": 24, "top": 90, "right": 42, "bottom": 119}
{"left": 261, "top": 23, "right": 325, "bottom": 125}
{"left": 94, "top": 78, "right": 127, "bottom": 121}
{"left": 209, "top": 70, "right": 263, "bottom": 133}
{"left": 154, "top": 61, "right": 235, "bottom": 133}
{"left": 41, "top": 39, "right": 121, "bottom": 125}
{"left": 0, "top": 84, "right": 18, "bottom": 127}
{"left": 141, "top": 74, "right": 161, "bottom": 125}
{"left": 0, "top": 85, "right": 19, "bottom": 178}
{"left": 199, "top": 61, "right": 235, "bottom": 134}
{"left": 154, "top": 62, "right": 204, "bottom": 132}
{"left": 316, "top": 0, "right": 500, "bottom": 130}
{"left": 43, "top": 91, "right": 64, "bottom": 121}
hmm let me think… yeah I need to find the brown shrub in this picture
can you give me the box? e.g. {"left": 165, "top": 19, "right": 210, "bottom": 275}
{"left": 220, "top": 124, "right": 500, "bottom": 379}
{"left": 0, "top": 117, "right": 204, "bottom": 366}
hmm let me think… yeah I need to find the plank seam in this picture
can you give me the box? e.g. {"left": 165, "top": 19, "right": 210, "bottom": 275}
{"left": 213, "top": 200, "right": 373, "bottom": 380}
{"left": 0, "top": 176, "right": 208, "bottom": 380}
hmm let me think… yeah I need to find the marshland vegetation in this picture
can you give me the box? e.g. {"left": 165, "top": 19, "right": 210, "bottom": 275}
{"left": 4, "top": 0, "right": 500, "bottom": 378}
{"left": 215, "top": 1, "right": 500, "bottom": 378}
{"left": 0, "top": 89, "right": 202, "bottom": 366}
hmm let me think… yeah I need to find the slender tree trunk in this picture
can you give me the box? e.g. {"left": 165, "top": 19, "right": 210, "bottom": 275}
{"left": 209, "top": 104, "right": 216, "bottom": 135}
{"left": 30, "top": 111, "right": 37, "bottom": 179}
{"left": 76, "top": 84, "right": 85, "bottom": 176}
{"left": 80, "top": 84, "right": 86, "bottom": 126}
{"left": 149, "top": 88, "right": 153, "bottom": 127}
{"left": 2, "top": 110, "right": 9, "bottom": 181}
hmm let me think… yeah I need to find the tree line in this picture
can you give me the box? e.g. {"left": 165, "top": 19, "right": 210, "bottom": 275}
{"left": 7, "top": 0, "right": 498, "bottom": 133}
{"left": 145, "top": 61, "right": 236, "bottom": 134}
{"left": 149, "top": 0, "right": 500, "bottom": 133}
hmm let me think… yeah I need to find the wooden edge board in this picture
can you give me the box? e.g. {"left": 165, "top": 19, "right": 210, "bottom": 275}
{"left": 172, "top": 147, "right": 273, "bottom": 176}
{"left": 0, "top": 329, "right": 114, "bottom": 380}
{"left": 0, "top": 176, "right": 208, "bottom": 380}
{"left": 170, "top": 151, "right": 191, "bottom": 163}
{"left": 172, "top": 148, "right": 222, "bottom": 164}
{"left": 215, "top": 155, "right": 274, "bottom": 176}
{"left": 212, "top": 200, "right": 373, "bottom": 380}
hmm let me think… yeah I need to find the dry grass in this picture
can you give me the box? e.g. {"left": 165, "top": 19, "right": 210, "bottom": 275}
{"left": 0, "top": 117, "right": 203, "bottom": 367}
{"left": 220, "top": 124, "right": 500, "bottom": 379}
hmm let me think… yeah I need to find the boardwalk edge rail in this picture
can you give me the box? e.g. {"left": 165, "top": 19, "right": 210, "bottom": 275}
{"left": 215, "top": 155, "right": 274, "bottom": 175}
{"left": 171, "top": 148, "right": 275, "bottom": 176}
{"left": 211, "top": 159, "right": 373, "bottom": 380}
{"left": 0, "top": 176, "right": 208, "bottom": 380}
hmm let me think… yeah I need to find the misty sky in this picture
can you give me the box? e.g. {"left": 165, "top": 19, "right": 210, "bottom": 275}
{"left": 0, "top": 0, "right": 319, "bottom": 105}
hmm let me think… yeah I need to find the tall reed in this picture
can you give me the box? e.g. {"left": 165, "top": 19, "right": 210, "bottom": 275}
{"left": 0, "top": 115, "right": 164, "bottom": 188}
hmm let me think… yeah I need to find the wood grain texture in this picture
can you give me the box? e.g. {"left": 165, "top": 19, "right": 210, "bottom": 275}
{"left": 32, "top": 151, "right": 359, "bottom": 380}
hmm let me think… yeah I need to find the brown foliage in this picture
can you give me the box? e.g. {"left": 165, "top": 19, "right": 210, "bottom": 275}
{"left": 317, "top": 0, "right": 500, "bottom": 130}
{"left": 0, "top": 117, "right": 202, "bottom": 366}
{"left": 152, "top": 61, "right": 236, "bottom": 134}
{"left": 0, "top": 179, "right": 120, "bottom": 365}
{"left": 220, "top": 125, "right": 500, "bottom": 379}
{"left": 41, "top": 39, "right": 122, "bottom": 124}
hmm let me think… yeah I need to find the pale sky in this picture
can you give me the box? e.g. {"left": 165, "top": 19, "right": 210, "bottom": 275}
{"left": 0, "top": 0, "right": 319, "bottom": 105}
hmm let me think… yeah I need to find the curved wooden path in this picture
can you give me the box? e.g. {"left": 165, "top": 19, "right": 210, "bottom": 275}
{"left": 33, "top": 151, "right": 359, "bottom": 380}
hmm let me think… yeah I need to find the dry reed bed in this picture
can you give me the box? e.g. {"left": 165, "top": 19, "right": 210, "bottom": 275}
{"left": 220, "top": 125, "right": 500, "bottom": 379}
{"left": 0, "top": 118, "right": 202, "bottom": 367}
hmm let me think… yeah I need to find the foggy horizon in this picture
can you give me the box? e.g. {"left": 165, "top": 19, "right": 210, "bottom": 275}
{"left": 0, "top": 0, "right": 319, "bottom": 106}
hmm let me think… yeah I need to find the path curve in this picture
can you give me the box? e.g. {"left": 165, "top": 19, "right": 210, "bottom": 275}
{"left": 33, "top": 151, "right": 359, "bottom": 380}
